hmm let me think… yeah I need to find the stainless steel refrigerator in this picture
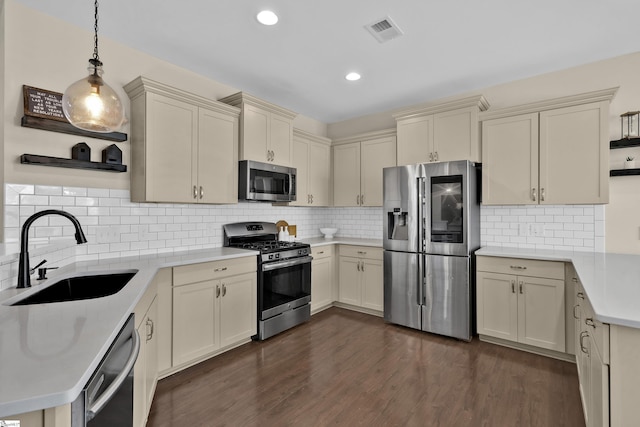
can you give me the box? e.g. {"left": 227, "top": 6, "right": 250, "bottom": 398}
{"left": 383, "top": 160, "right": 480, "bottom": 341}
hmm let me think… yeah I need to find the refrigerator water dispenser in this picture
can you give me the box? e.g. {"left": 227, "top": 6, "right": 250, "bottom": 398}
{"left": 387, "top": 208, "right": 408, "bottom": 240}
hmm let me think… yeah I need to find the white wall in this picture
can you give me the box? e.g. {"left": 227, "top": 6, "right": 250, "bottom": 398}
{"left": 328, "top": 52, "right": 640, "bottom": 254}
{"left": 1, "top": 0, "right": 327, "bottom": 191}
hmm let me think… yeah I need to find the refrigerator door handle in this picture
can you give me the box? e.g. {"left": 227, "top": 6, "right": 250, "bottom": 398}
{"left": 417, "top": 255, "right": 425, "bottom": 306}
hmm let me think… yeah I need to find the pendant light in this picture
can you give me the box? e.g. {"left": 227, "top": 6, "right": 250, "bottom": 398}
{"left": 62, "top": 0, "right": 124, "bottom": 133}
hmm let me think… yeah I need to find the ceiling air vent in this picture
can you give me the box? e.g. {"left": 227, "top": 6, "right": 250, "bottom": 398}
{"left": 365, "top": 16, "right": 404, "bottom": 43}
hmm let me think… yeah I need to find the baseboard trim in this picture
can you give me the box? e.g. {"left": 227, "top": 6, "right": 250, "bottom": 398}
{"left": 479, "top": 334, "right": 576, "bottom": 363}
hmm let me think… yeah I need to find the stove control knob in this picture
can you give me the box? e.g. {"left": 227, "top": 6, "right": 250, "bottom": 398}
{"left": 275, "top": 253, "right": 280, "bottom": 259}
{"left": 268, "top": 254, "right": 273, "bottom": 260}
{"left": 298, "top": 250, "right": 302, "bottom": 255}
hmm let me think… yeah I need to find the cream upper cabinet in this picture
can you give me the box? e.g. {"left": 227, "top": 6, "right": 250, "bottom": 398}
{"left": 291, "top": 129, "right": 331, "bottom": 206}
{"left": 333, "top": 130, "right": 397, "bottom": 207}
{"left": 219, "top": 92, "right": 297, "bottom": 166}
{"left": 480, "top": 88, "right": 617, "bottom": 205}
{"left": 476, "top": 256, "right": 566, "bottom": 352}
{"left": 394, "top": 95, "right": 489, "bottom": 166}
{"left": 124, "top": 76, "right": 240, "bottom": 204}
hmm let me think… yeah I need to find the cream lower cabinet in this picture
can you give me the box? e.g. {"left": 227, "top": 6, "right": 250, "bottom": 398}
{"left": 338, "top": 246, "right": 383, "bottom": 313}
{"left": 394, "top": 95, "right": 489, "bottom": 165}
{"left": 333, "top": 130, "right": 397, "bottom": 207}
{"left": 573, "top": 276, "right": 609, "bottom": 427}
{"left": 125, "top": 77, "right": 240, "bottom": 204}
{"left": 480, "top": 89, "right": 616, "bottom": 205}
{"left": 1, "top": 406, "right": 70, "bottom": 427}
{"left": 476, "top": 256, "right": 565, "bottom": 352}
{"left": 133, "top": 285, "right": 158, "bottom": 427}
{"left": 172, "top": 258, "right": 256, "bottom": 368}
{"left": 292, "top": 129, "right": 331, "bottom": 206}
{"left": 311, "top": 245, "right": 334, "bottom": 313}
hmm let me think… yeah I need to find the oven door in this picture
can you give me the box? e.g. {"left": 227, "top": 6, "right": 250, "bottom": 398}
{"left": 260, "top": 256, "right": 312, "bottom": 319}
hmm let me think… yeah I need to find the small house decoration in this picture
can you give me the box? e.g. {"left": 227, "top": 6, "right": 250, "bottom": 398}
{"left": 621, "top": 111, "right": 639, "bottom": 139}
{"left": 102, "top": 144, "right": 122, "bottom": 165}
{"left": 71, "top": 142, "right": 91, "bottom": 161}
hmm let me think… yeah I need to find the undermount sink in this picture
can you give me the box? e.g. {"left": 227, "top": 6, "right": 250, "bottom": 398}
{"left": 9, "top": 270, "right": 137, "bottom": 306}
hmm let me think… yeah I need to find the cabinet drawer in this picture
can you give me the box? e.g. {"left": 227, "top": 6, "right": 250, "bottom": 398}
{"left": 312, "top": 245, "right": 334, "bottom": 259}
{"left": 582, "top": 294, "right": 610, "bottom": 364}
{"left": 173, "top": 256, "right": 256, "bottom": 286}
{"left": 477, "top": 256, "right": 564, "bottom": 280}
{"left": 339, "top": 245, "right": 383, "bottom": 260}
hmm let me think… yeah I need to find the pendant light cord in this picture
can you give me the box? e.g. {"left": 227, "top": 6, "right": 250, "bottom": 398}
{"left": 91, "top": 0, "right": 102, "bottom": 66}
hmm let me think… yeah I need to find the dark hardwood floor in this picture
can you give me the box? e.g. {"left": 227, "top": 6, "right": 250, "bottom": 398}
{"left": 147, "top": 307, "right": 584, "bottom": 427}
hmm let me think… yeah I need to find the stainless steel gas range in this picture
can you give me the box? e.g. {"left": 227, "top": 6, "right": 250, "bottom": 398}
{"left": 223, "top": 222, "right": 312, "bottom": 340}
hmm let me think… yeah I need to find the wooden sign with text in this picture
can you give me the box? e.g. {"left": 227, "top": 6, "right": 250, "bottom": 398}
{"left": 22, "top": 85, "right": 68, "bottom": 122}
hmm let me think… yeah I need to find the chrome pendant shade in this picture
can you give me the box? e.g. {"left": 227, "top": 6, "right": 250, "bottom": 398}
{"left": 62, "top": 0, "right": 124, "bottom": 133}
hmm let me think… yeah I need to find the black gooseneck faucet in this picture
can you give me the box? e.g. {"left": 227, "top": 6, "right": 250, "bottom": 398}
{"left": 17, "top": 209, "right": 88, "bottom": 289}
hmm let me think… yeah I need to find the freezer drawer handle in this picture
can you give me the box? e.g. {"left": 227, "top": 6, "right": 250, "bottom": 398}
{"left": 87, "top": 328, "right": 140, "bottom": 421}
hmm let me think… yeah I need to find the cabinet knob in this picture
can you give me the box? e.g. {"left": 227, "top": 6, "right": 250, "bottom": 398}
{"left": 361, "top": 194, "right": 364, "bottom": 205}
{"left": 531, "top": 188, "right": 537, "bottom": 202}
{"left": 216, "top": 285, "right": 221, "bottom": 298}
{"left": 310, "top": 194, "right": 314, "bottom": 204}
{"left": 429, "top": 152, "right": 434, "bottom": 162}
{"left": 585, "top": 318, "right": 595, "bottom": 328}
{"left": 511, "top": 279, "right": 516, "bottom": 293}
{"left": 222, "top": 284, "right": 227, "bottom": 297}
{"left": 193, "top": 185, "right": 198, "bottom": 199}
{"left": 540, "top": 187, "right": 545, "bottom": 202}
{"left": 146, "top": 318, "right": 154, "bottom": 341}
{"left": 357, "top": 261, "right": 361, "bottom": 272}
{"left": 519, "top": 281, "right": 523, "bottom": 294}
{"left": 199, "top": 186, "right": 204, "bottom": 199}
{"left": 434, "top": 152, "right": 439, "bottom": 162}
{"left": 576, "top": 292, "right": 584, "bottom": 300}
{"left": 356, "top": 195, "right": 360, "bottom": 205}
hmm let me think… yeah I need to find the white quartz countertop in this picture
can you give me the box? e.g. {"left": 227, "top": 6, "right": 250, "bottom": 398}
{"left": 301, "top": 237, "right": 382, "bottom": 248}
{"left": 477, "top": 246, "right": 640, "bottom": 330}
{"left": 0, "top": 247, "right": 258, "bottom": 418}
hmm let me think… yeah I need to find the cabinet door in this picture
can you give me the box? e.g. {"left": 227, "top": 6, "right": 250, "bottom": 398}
{"left": 145, "top": 93, "right": 198, "bottom": 203}
{"left": 219, "top": 273, "right": 257, "bottom": 348}
{"left": 517, "top": 276, "right": 565, "bottom": 351}
{"left": 476, "top": 271, "right": 518, "bottom": 342}
{"left": 338, "top": 256, "right": 361, "bottom": 305}
{"left": 579, "top": 332, "right": 592, "bottom": 425}
{"left": 433, "top": 107, "right": 479, "bottom": 162}
{"left": 242, "top": 104, "right": 269, "bottom": 162}
{"left": 397, "top": 116, "right": 433, "bottom": 166}
{"left": 361, "top": 136, "right": 397, "bottom": 206}
{"left": 308, "top": 142, "right": 331, "bottom": 206}
{"left": 333, "top": 142, "right": 361, "bottom": 207}
{"left": 270, "top": 113, "right": 293, "bottom": 166}
{"left": 172, "top": 280, "right": 219, "bottom": 366}
{"left": 589, "top": 344, "right": 609, "bottom": 427}
{"left": 361, "top": 258, "right": 383, "bottom": 311}
{"left": 197, "top": 107, "right": 238, "bottom": 204}
{"left": 291, "top": 137, "right": 309, "bottom": 206}
{"left": 144, "top": 298, "right": 158, "bottom": 416}
{"left": 482, "top": 113, "right": 539, "bottom": 205}
{"left": 539, "top": 102, "right": 609, "bottom": 205}
{"left": 311, "top": 255, "right": 333, "bottom": 312}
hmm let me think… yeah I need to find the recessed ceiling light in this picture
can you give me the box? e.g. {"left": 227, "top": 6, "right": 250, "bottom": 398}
{"left": 345, "top": 72, "right": 361, "bottom": 81}
{"left": 257, "top": 10, "right": 278, "bottom": 26}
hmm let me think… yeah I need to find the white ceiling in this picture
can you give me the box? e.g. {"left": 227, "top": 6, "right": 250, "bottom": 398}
{"left": 14, "top": 0, "right": 640, "bottom": 123}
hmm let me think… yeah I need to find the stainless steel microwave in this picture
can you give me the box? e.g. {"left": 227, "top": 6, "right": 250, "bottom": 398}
{"left": 239, "top": 160, "right": 297, "bottom": 202}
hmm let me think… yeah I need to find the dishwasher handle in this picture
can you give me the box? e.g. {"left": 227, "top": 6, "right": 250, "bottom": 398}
{"left": 87, "top": 328, "right": 141, "bottom": 421}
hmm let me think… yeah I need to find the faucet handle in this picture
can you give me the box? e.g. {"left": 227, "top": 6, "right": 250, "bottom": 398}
{"left": 30, "top": 259, "right": 47, "bottom": 274}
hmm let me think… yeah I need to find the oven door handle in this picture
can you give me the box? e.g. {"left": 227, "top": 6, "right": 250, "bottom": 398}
{"left": 262, "top": 256, "right": 313, "bottom": 271}
{"left": 87, "top": 328, "right": 140, "bottom": 421}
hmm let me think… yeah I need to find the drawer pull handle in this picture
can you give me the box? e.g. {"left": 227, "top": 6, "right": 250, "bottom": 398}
{"left": 317, "top": 251, "right": 324, "bottom": 255}
{"left": 579, "top": 331, "right": 589, "bottom": 355}
{"left": 573, "top": 304, "right": 579, "bottom": 320}
{"left": 510, "top": 265, "right": 526, "bottom": 270}
{"left": 585, "top": 318, "right": 595, "bottom": 328}
{"left": 357, "top": 251, "right": 367, "bottom": 255}
{"left": 146, "top": 318, "right": 154, "bottom": 341}
{"left": 216, "top": 285, "right": 221, "bottom": 298}
{"left": 572, "top": 277, "right": 578, "bottom": 283}
{"left": 214, "top": 267, "right": 228, "bottom": 272}
{"left": 576, "top": 292, "right": 584, "bottom": 300}
{"left": 519, "top": 281, "right": 523, "bottom": 294}
{"left": 511, "top": 280, "right": 516, "bottom": 294}
{"left": 222, "top": 284, "right": 227, "bottom": 297}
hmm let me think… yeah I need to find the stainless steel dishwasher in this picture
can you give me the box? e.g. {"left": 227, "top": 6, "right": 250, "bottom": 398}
{"left": 71, "top": 314, "right": 139, "bottom": 427}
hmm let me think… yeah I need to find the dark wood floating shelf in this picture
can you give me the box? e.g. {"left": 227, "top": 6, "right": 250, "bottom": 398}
{"left": 21, "top": 116, "right": 127, "bottom": 142}
{"left": 610, "top": 137, "right": 640, "bottom": 149}
{"left": 610, "top": 168, "right": 640, "bottom": 177}
{"left": 21, "top": 154, "right": 127, "bottom": 172}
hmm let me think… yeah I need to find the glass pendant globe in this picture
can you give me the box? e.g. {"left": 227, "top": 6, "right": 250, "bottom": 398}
{"left": 62, "top": 62, "right": 125, "bottom": 133}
